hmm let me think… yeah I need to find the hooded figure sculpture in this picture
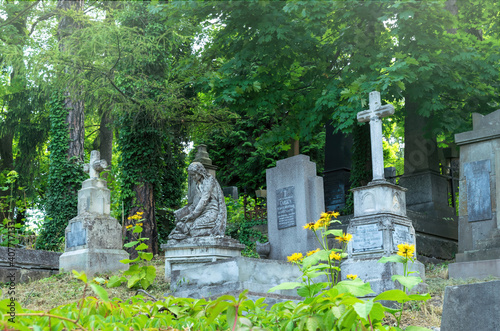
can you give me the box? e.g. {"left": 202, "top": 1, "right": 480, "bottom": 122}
{"left": 168, "top": 162, "right": 227, "bottom": 241}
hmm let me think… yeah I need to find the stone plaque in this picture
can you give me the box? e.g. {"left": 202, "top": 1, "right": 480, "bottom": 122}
{"left": 276, "top": 186, "right": 296, "bottom": 229}
{"left": 66, "top": 221, "right": 87, "bottom": 248}
{"left": 392, "top": 224, "right": 413, "bottom": 250}
{"left": 464, "top": 160, "right": 492, "bottom": 222}
{"left": 352, "top": 223, "right": 383, "bottom": 253}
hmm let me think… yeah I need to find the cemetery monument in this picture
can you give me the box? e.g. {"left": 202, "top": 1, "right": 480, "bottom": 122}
{"left": 59, "top": 150, "right": 129, "bottom": 276}
{"left": 341, "top": 91, "right": 425, "bottom": 295}
{"left": 449, "top": 109, "right": 500, "bottom": 279}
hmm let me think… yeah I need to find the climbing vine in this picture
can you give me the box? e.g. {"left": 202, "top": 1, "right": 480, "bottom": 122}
{"left": 36, "top": 95, "right": 85, "bottom": 251}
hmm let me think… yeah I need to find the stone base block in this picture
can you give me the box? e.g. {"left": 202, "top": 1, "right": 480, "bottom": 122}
{"left": 162, "top": 237, "right": 245, "bottom": 279}
{"left": 448, "top": 258, "right": 500, "bottom": 279}
{"left": 341, "top": 258, "right": 427, "bottom": 295}
{"left": 456, "top": 247, "right": 500, "bottom": 263}
{"left": 170, "top": 257, "right": 303, "bottom": 303}
{"left": 59, "top": 248, "right": 129, "bottom": 276}
{"left": 441, "top": 280, "right": 500, "bottom": 331}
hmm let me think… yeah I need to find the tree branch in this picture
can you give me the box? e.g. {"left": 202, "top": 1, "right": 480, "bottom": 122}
{"left": 0, "top": 1, "right": 40, "bottom": 29}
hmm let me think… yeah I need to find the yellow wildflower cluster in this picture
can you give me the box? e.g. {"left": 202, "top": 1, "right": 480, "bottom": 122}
{"left": 329, "top": 251, "right": 342, "bottom": 261}
{"left": 397, "top": 243, "right": 415, "bottom": 259}
{"left": 335, "top": 233, "right": 353, "bottom": 243}
{"left": 128, "top": 211, "right": 144, "bottom": 221}
{"left": 346, "top": 274, "right": 357, "bottom": 280}
{"left": 126, "top": 225, "right": 133, "bottom": 230}
{"left": 304, "top": 211, "right": 341, "bottom": 231}
{"left": 307, "top": 248, "right": 320, "bottom": 257}
{"left": 287, "top": 252, "right": 304, "bottom": 263}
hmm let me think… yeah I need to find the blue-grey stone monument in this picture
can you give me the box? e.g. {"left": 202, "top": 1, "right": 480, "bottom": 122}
{"left": 59, "top": 150, "right": 129, "bottom": 276}
{"left": 449, "top": 109, "right": 500, "bottom": 279}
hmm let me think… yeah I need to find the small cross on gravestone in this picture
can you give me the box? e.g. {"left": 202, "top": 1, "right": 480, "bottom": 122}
{"left": 84, "top": 150, "right": 108, "bottom": 179}
{"left": 357, "top": 91, "right": 394, "bottom": 182}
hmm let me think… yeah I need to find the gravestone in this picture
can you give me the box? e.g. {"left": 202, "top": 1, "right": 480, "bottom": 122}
{"left": 441, "top": 280, "right": 500, "bottom": 331}
{"left": 399, "top": 110, "right": 458, "bottom": 260}
{"left": 323, "top": 125, "right": 353, "bottom": 212}
{"left": 222, "top": 186, "right": 238, "bottom": 200}
{"left": 449, "top": 109, "right": 500, "bottom": 279}
{"left": 59, "top": 150, "right": 129, "bottom": 276}
{"left": 266, "top": 155, "right": 325, "bottom": 260}
{"left": 193, "top": 144, "right": 217, "bottom": 177}
{"left": 341, "top": 91, "right": 425, "bottom": 295}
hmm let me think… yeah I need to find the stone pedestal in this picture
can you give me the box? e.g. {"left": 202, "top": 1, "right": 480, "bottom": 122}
{"left": 341, "top": 181, "right": 426, "bottom": 295}
{"left": 162, "top": 237, "right": 245, "bottom": 279}
{"left": 266, "top": 155, "right": 325, "bottom": 260}
{"left": 59, "top": 160, "right": 129, "bottom": 276}
{"left": 449, "top": 110, "right": 500, "bottom": 279}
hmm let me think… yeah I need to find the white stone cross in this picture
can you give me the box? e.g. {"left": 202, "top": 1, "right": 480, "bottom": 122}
{"left": 84, "top": 150, "right": 108, "bottom": 179}
{"left": 357, "top": 91, "right": 395, "bottom": 182}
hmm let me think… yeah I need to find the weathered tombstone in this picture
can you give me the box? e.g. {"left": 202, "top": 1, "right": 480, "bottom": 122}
{"left": 441, "top": 280, "right": 500, "bottom": 331}
{"left": 59, "top": 150, "right": 129, "bottom": 276}
{"left": 323, "top": 125, "right": 353, "bottom": 212}
{"left": 266, "top": 155, "right": 325, "bottom": 260}
{"left": 449, "top": 109, "right": 500, "bottom": 279}
{"left": 399, "top": 111, "right": 458, "bottom": 260}
{"left": 163, "top": 162, "right": 244, "bottom": 278}
{"left": 222, "top": 186, "right": 238, "bottom": 200}
{"left": 341, "top": 91, "right": 425, "bottom": 295}
{"left": 193, "top": 144, "right": 217, "bottom": 177}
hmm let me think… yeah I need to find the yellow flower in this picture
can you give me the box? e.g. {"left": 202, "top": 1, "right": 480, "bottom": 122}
{"left": 137, "top": 212, "right": 144, "bottom": 216}
{"left": 346, "top": 274, "right": 357, "bottom": 280}
{"left": 329, "top": 251, "right": 342, "bottom": 261}
{"left": 126, "top": 225, "right": 133, "bottom": 229}
{"left": 303, "top": 222, "right": 315, "bottom": 230}
{"left": 307, "top": 248, "right": 320, "bottom": 256}
{"left": 331, "top": 211, "right": 340, "bottom": 218}
{"left": 397, "top": 243, "right": 415, "bottom": 259}
{"left": 335, "top": 233, "right": 353, "bottom": 243}
{"left": 314, "top": 217, "right": 329, "bottom": 230}
{"left": 287, "top": 252, "right": 304, "bottom": 263}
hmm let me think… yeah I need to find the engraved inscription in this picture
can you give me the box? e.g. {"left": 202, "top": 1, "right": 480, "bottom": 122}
{"left": 66, "top": 221, "right": 87, "bottom": 248}
{"left": 352, "top": 223, "right": 383, "bottom": 253}
{"left": 392, "top": 224, "right": 413, "bottom": 250}
{"left": 276, "top": 186, "right": 296, "bottom": 229}
{"left": 464, "top": 160, "right": 492, "bottom": 222}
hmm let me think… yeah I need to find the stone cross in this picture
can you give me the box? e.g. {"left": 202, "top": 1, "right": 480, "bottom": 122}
{"left": 357, "top": 91, "right": 395, "bottom": 182}
{"left": 84, "top": 150, "right": 108, "bottom": 179}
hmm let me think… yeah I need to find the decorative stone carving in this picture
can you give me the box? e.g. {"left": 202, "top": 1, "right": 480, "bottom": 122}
{"left": 168, "top": 162, "right": 227, "bottom": 241}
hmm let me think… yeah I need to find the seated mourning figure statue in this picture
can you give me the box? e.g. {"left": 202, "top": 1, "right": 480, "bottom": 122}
{"left": 168, "top": 162, "right": 227, "bottom": 241}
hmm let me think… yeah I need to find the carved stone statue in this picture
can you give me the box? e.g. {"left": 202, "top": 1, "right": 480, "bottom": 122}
{"left": 168, "top": 162, "right": 227, "bottom": 241}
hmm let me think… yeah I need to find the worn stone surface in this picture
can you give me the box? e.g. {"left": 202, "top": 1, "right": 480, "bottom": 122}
{"left": 266, "top": 155, "right": 325, "bottom": 260}
{"left": 441, "top": 280, "right": 500, "bottom": 331}
{"left": 193, "top": 144, "right": 218, "bottom": 177}
{"left": 170, "top": 257, "right": 303, "bottom": 301}
{"left": 168, "top": 162, "right": 226, "bottom": 241}
{"left": 450, "top": 110, "right": 500, "bottom": 278}
{"left": 0, "top": 247, "right": 61, "bottom": 283}
{"left": 222, "top": 186, "right": 238, "bottom": 200}
{"left": 162, "top": 236, "right": 245, "bottom": 279}
{"left": 323, "top": 127, "right": 352, "bottom": 212}
{"left": 60, "top": 150, "right": 129, "bottom": 276}
{"left": 449, "top": 258, "right": 500, "bottom": 279}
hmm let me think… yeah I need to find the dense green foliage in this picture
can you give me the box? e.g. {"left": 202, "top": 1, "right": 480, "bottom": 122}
{"left": 36, "top": 96, "right": 85, "bottom": 251}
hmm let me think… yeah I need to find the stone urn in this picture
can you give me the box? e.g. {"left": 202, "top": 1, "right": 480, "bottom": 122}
{"left": 256, "top": 241, "right": 271, "bottom": 259}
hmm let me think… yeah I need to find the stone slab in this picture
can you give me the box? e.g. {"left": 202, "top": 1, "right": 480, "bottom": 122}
{"left": 352, "top": 181, "right": 407, "bottom": 218}
{"left": 441, "top": 280, "right": 500, "bottom": 331}
{"left": 0, "top": 247, "right": 62, "bottom": 283}
{"left": 464, "top": 159, "right": 493, "bottom": 222}
{"left": 59, "top": 248, "right": 129, "bottom": 276}
{"left": 64, "top": 214, "right": 124, "bottom": 252}
{"left": 170, "top": 257, "right": 303, "bottom": 300}
{"left": 449, "top": 258, "right": 500, "bottom": 279}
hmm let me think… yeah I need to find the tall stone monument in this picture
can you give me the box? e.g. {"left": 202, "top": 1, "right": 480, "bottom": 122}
{"left": 399, "top": 109, "right": 458, "bottom": 260}
{"left": 266, "top": 155, "right": 325, "bottom": 260}
{"left": 449, "top": 109, "right": 500, "bottom": 279}
{"left": 59, "top": 151, "right": 129, "bottom": 276}
{"left": 341, "top": 91, "right": 425, "bottom": 295}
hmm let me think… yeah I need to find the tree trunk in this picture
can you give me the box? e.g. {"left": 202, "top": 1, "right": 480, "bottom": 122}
{"left": 99, "top": 109, "right": 113, "bottom": 167}
{"left": 122, "top": 182, "right": 158, "bottom": 259}
{"left": 57, "top": 0, "right": 85, "bottom": 162}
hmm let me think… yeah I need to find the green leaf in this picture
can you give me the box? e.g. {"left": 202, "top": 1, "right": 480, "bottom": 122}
{"left": 306, "top": 316, "right": 321, "bottom": 331}
{"left": 127, "top": 274, "right": 141, "bottom": 288}
{"left": 133, "top": 226, "right": 143, "bottom": 234}
{"left": 378, "top": 255, "right": 405, "bottom": 264}
{"left": 296, "top": 283, "right": 326, "bottom": 298}
{"left": 404, "top": 327, "right": 432, "bottom": 331}
{"left": 323, "top": 229, "right": 343, "bottom": 237}
{"left": 370, "top": 302, "right": 386, "bottom": 321}
{"left": 268, "top": 282, "right": 303, "bottom": 293}
{"left": 302, "top": 250, "right": 330, "bottom": 268}
{"left": 226, "top": 305, "right": 236, "bottom": 328}
{"left": 140, "top": 278, "right": 151, "bottom": 290}
{"left": 408, "top": 293, "right": 431, "bottom": 301}
{"left": 120, "top": 257, "right": 140, "bottom": 264}
{"left": 374, "top": 289, "right": 410, "bottom": 303}
{"left": 353, "top": 300, "right": 374, "bottom": 320}
{"left": 135, "top": 243, "right": 148, "bottom": 251}
{"left": 140, "top": 252, "right": 154, "bottom": 261}
{"left": 107, "top": 275, "right": 125, "bottom": 288}
{"left": 392, "top": 275, "right": 422, "bottom": 291}
{"left": 145, "top": 265, "right": 156, "bottom": 283}
{"left": 72, "top": 270, "right": 87, "bottom": 284}
{"left": 90, "top": 283, "right": 110, "bottom": 302}
{"left": 336, "top": 279, "right": 375, "bottom": 297}
{"left": 124, "top": 241, "right": 139, "bottom": 248}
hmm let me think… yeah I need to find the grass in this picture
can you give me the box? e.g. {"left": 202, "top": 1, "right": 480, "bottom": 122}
{"left": 3, "top": 257, "right": 499, "bottom": 329}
